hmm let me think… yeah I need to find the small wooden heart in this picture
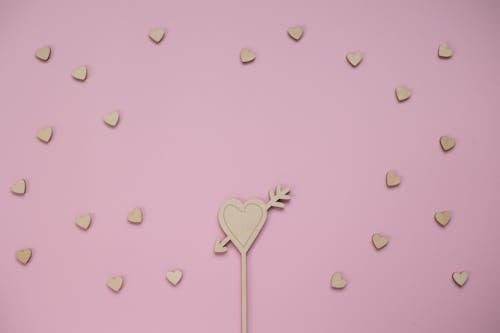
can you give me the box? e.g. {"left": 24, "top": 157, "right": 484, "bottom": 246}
{"left": 72, "top": 65, "right": 87, "bottom": 81}
{"left": 452, "top": 271, "right": 468, "bottom": 287}
{"left": 149, "top": 28, "right": 166, "bottom": 43}
{"left": 37, "top": 127, "right": 53, "bottom": 143}
{"left": 372, "top": 233, "right": 389, "bottom": 250}
{"left": 440, "top": 136, "right": 455, "bottom": 152}
{"left": 75, "top": 214, "right": 92, "bottom": 230}
{"left": 346, "top": 52, "right": 363, "bottom": 67}
{"left": 240, "top": 48, "right": 256, "bottom": 64}
{"left": 166, "top": 270, "right": 183, "bottom": 286}
{"left": 16, "top": 248, "right": 32, "bottom": 265}
{"left": 330, "top": 272, "right": 347, "bottom": 289}
{"left": 10, "top": 179, "right": 26, "bottom": 195}
{"left": 434, "top": 211, "right": 451, "bottom": 227}
{"left": 107, "top": 276, "right": 124, "bottom": 292}
{"left": 35, "top": 46, "right": 51, "bottom": 61}
{"left": 127, "top": 208, "right": 143, "bottom": 224}
{"left": 287, "top": 26, "right": 304, "bottom": 41}
{"left": 438, "top": 43, "right": 453, "bottom": 58}
{"left": 395, "top": 86, "right": 411, "bottom": 102}
{"left": 103, "top": 111, "right": 120, "bottom": 127}
{"left": 386, "top": 171, "right": 401, "bottom": 188}
{"left": 218, "top": 199, "right": 268, "bottom": 254}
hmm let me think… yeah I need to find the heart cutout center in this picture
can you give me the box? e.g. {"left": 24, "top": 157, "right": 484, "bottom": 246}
{"left": 218, "top": 199, "right": 267, "bottom": 254}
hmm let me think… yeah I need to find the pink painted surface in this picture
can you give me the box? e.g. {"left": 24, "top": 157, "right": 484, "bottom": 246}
{"left": 1, "top": 0, "right": 499, "bottom": 332}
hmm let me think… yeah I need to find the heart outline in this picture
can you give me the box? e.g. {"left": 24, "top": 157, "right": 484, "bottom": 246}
{"left": 218, "top": 199, "right": 268, "bottom": 254}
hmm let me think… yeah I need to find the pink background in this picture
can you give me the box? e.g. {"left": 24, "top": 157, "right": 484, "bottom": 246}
{"left": 1, "top": 0, "right": 499, "bottom": 332}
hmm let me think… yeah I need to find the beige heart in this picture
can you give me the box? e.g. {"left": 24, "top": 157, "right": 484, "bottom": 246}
{"left": 440, "top": 136, "right": 455, "bottom": 152}
{"left": 103, "top": 111, "right": 120, "bottom": 127}
{"left": 240, "top": 48, "right": 256, "bottom": 64}
{"left": 16, "top": 248, "right": 32, "bottom": 265}
{"left": 10, "top": 178, "right": 26, "bottom": 195}
{"left": 438, "top": 43, "right": 453, "bottom": 58}
{"left": 149, "top": 28, "right": 166, "bottom": 43}
{"left": 330, "top": 272, "right": 347, "bottom": 289}
{"left": 72, "top": 65, "right": 87, "bottom": 81}
{"left": 346, "top": 52, "right": 363, "bottom": 67}
{"left": 287, "top": 26, "right": 304, "bottom": 41}
{"left": 452, "top": 271, "right": 468, "bottom": 287}
{"left": 386, "top": 171, "right": 401, "bottom": 188}
{"left": 434, "top": 211, "right": 451, "bottom": 227}
{"left": 107, "top": 276, "right": 124, "bottom": 292}
{"left": 75, "top": 214, "right": 92, "bottom": 230}
{"left": 127, "top": 208, "right": 143, "bottom": 224}
{"left": 372, "top": 233, "right": 389, "bottom": 250}
{"left": 37, "top": 127, "right": 53, "bottom": 143}
{"left": 166, "top": 270, "right": 183, "bottom": 286}
{"left": 35, "top": 46, "right": 51, "bottom": 61}
{"left": 395, "top": 86, "right": 411, "bottom": 102}
{"left": 218, "top": 199, "right": 268, "bottom": 254}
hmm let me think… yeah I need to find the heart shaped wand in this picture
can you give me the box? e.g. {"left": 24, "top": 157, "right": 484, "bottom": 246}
{"left": 214, "top": 185, "right": 291, "bottom": 333}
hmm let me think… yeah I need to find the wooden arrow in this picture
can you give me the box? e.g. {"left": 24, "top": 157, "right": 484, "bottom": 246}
{"left": 214, "top": 185, "right": 290, "bottom": 333}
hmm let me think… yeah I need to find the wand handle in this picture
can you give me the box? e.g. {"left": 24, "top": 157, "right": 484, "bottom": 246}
{"left": 241, "top": 253, "right": 247, "bottom": 333}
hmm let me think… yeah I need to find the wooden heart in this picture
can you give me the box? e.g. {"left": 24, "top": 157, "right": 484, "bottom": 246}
{"left": 127, "top": 207, "right": 143, "bottom": 224}
{"left": 218, "top": 199, "right": 268, "bottom": 254}
{"left": 386, "top": 170, "right": 401, "bottom": 188}
{"left": 11, "top": 178, "right": 26, "bottom": 195}
{"left": 372, "top": 233, "right": 389, "bottom": 250}
{"left": 440, "top": 136, "right": 455, "bottom": 152}
{"left": 107, "top": 276, "right": 124, "bottom": 292}
{"left": 149, "top": 28, "right": 166, "bottom": 43}
{"left": 434, "top": 211, "right": 451, "bottom": 227}
{"left": 452, "top": 271, "right": 468, "bottom": 287}
{"left": 35, "top": 46, "right": 51, "bottom": 61}
{"left": 395, "top": 86, "right": 411, "bottom": 102}
{"left": 330, "top": 272, "right": 347, "bottom": 289}
{"left": 72, "top": 65, "right": 87, "bottom": 81}
{"left": 287, "top": 26, "right": 304, "bottom": 41}
{"left": 75, "top": 214, "right": 92, "bottom": 230}
{"left": 346, "top": 52, "right": 363, "bottom": 67}
{"left": 166, "top": 270, "right": 183, "bottom": 286}
{"left": 103, "top": 111, "right": 120, "bottom": 127}
{"left": 37, "top": 127, "right": 53, "bottom": 143}
{"left": 438, "top": 43, "right": 453, "bottom": 58}
{"left": 240, "top": 48, "right": 256, "bottom": 64}
{"left": 16, "top": 248, "right": 32, "bottom": 265}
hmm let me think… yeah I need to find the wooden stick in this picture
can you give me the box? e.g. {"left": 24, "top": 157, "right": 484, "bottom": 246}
{"left": 241, "top": 253, "right": 247, "bottom": 333}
